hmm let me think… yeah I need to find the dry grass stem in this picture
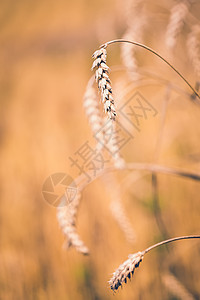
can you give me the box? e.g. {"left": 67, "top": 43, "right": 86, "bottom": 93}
{"left": 166, "top": 0, "right": 190, "bottom": 49}
{"left": 92, "top": 47, "right": 117, "bottom": 120}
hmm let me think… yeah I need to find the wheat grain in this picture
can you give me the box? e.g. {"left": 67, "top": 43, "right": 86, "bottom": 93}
{"left": 92, "top": 47, "right": 117, "bottom": 120}
{"left": 166, "top": 0, "right": 190, "bottom": 50}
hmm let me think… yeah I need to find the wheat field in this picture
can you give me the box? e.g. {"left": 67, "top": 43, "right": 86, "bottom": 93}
{"left": 0, "top": 0, "right": 200, "bottom": 299}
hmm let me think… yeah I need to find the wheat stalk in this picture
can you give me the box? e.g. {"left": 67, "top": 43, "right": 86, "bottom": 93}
{"left": 100, "top": 39, "right": 200, "bottom": 99}
{"left": 166, "top": 0, "right": 190, "bottom": 50}
{"left": 109, "top": 235, "right": 200, "bottom": 291}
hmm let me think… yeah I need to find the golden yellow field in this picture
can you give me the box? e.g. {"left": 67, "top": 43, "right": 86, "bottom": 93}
{"left": 0, "top": 0, "right": 200, "bottom": 299}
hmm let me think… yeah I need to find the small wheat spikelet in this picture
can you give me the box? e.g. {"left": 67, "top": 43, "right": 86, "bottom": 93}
{"left": 83, "top": 80, "right": 105, "bottom": 152}
{"left": 187, "top": 25, "right": 200, "bottom": 79}
{"left": 57, "top": 191, "right": 89, "bottom": 255}
{"left": 109, "top": 251, "right": 144, "bottom": 291}
{"left": 121, "top": 28, "right": 142, "bottom": 81}
{"left": 121, "top": 0, "right": 146, "bottom": 81}
{"left": 166, "top": 0, "right": 190, "bottom": 50}
{"left": 92, "top": 47, "right": 117, "bottom": 120}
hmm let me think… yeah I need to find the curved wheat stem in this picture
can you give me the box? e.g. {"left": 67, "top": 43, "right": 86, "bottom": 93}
{"left": 57, "top": 159, "right": 200, "bottom": 255}
{"left": 100, "top": 39, "right": 200, "bottom": 99}
{"left": 166, "top": 0, "right": 190, "bottom": 50}
{"left": 109, "top": 235, "right": 200, "bottom": 291}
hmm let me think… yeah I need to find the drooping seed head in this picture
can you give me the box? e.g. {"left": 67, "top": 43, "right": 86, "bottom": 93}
{"left": 109, "top": 251, "right": 144, "bottom": 291}
{"left": 92, "top": 47, "right": 117, "bottom": 120}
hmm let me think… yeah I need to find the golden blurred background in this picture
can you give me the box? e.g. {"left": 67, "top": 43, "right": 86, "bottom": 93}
{"left": 0, "top": 0, "right": 200, "bottom": 299}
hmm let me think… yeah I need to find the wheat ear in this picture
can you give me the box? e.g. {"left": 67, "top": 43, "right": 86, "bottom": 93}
{"left": 106, "top": 120, "right": 126, "bottom": 169}
{"left": 57, "top": 190, "right": 89, "bottom": 255}
{"left": 121, "top": 20, "right": 145, "bottom": 81}
{"left": 187, "top": 25, "right": 200, "bottom": 79}
{"left": 121, "top": 0, "right": 146, "bottom": 81}
{"left": 166, "top": 0, "right": 190, "bottom": 50}
{"left": 109, "top": 235, "right": 200, "bottom": 291}
{"left": 91, "top": 47, "right": 116, "bottom": 120}
{"left": 83, "top": 78, "right": 105, "bottom": 152}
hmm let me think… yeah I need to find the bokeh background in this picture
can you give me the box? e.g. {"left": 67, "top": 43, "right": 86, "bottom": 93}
{"left": 0, "top": 0, "right": 200, "bottom": 299}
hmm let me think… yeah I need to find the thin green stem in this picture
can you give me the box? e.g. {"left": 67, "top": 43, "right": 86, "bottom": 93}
{"left": 144, "top": 235, "right": 200, "bottom": 254}
{"left": 100, "top": 39, "right": 200, "bottom": 100}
